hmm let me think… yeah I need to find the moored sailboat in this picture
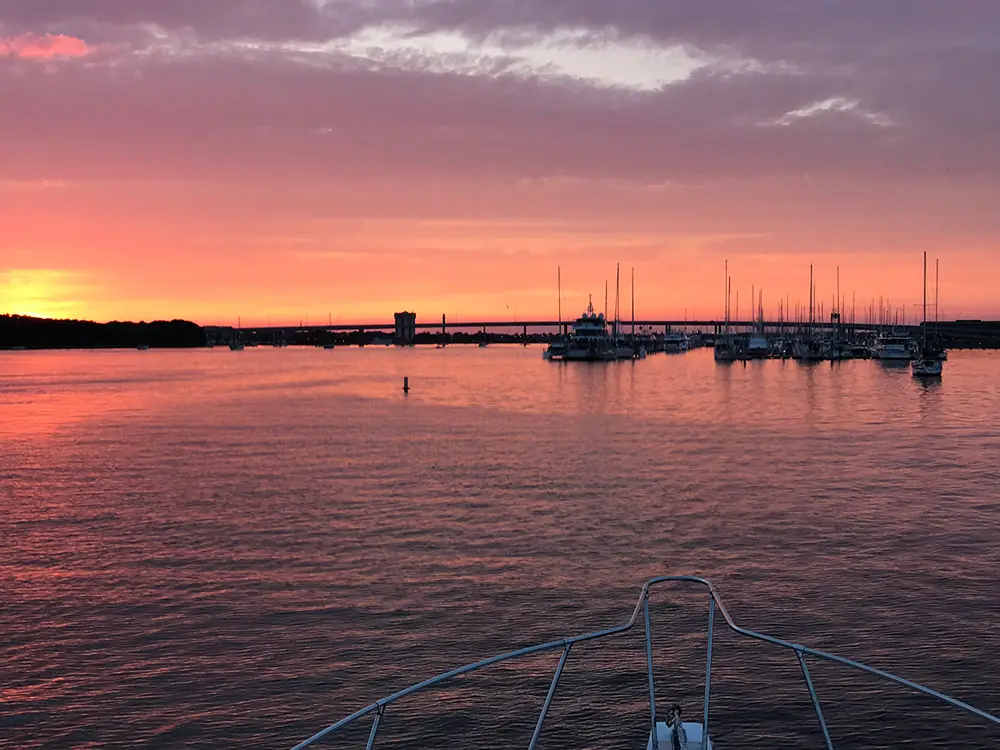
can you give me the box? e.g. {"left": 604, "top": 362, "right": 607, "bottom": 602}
{"left": 714, "top": 260, "right": 738, "bottom": 362}
{"left": 229, "top": 317, "right": 245, "bottom": 351}
{"left": 913, "top": 252, "right": 944, "bottom": 378}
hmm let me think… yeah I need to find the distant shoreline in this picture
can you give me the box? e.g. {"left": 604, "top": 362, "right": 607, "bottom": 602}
{"left": 4, "top": 314, "right": 1000, "bottom": 350}
{"left": 0, "top": 314, "right": 205, "bottom": 350}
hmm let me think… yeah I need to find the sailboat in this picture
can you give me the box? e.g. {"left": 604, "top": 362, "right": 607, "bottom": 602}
{"left": 323, "top": 312, "right": 336, "bottom": 349}
{"left": 229, "top": 317, "right": 245, "bottom": 351}
{"left": 544, "top": 267, "right": 567, "bottom": 360}
{"left": 794, "top": 265, "right": 830, "bottom": 362}
{"left": 746, "top": 290, "right": 769, "bottom": 358}
{"left": 612, "top": 264, "right": 634, "bottom": 359}
{"left": 714, "top": 261, "right": 738, "bottom": 362}
{"left": 912, "top": 252, "right": 943, "bottom": 377}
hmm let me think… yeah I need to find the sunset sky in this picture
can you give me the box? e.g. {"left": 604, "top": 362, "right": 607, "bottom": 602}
{"left": 2, "top": 1, "right": 998, "bottom": 324}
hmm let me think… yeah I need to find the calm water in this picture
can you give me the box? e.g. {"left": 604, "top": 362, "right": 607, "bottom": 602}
{"left": 3, "top": 346, "right": 1000, "bottom": 749}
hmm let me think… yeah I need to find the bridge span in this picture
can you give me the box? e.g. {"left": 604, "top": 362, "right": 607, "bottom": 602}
{"left": 227, "top": 319, "right": 885, "bottom": 336}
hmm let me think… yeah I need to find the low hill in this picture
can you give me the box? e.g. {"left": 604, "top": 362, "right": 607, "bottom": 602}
{"left": 0, "top": 314, "right": 205, "bottom": 349}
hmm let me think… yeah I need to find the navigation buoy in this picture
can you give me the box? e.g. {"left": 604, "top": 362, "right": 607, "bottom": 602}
{"left": 403, "top": 376, "right": 409, "bottom": 394}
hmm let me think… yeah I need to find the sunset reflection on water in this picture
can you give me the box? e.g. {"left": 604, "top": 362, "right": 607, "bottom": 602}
{"left": 2, "top": 346, "right": 999, "bottom": 748}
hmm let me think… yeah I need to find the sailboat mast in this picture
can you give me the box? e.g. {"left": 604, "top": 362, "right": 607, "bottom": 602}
{"left": 809, "top": 265, "right": 814, "bottom": 326}
{"left": 727, "top": 276, "right": 731, "bottom": 333}
{"left": 557, "top": 266, "right": 562, "bottom": 335}
{"left": 631, "top": 266, "right": 635, "bottom": 337}
{"left": 935, "top": 257, "right": 940, "bottom": 326}
{"left": 923, "top": 251, "right": 928, "bottom": 346}
{"left": 724, "top": 259, "right": 729, "bottom": 329}
{"left": 614, "top": 263, "right": 621, "bottom": 340}
{"left": 722, "top": 258, "right": 729, "bottom": 325}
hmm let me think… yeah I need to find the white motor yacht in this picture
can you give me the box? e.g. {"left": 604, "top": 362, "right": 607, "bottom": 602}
{"left": 564, "top": 298, "right": 615, "bottom": 361}
{"left": 872, "top": 331, "right": 914, "bottom": 361}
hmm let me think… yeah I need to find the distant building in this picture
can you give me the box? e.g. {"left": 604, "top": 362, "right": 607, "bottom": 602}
{"left": 394, "top": 312, "right": 416, "bottom": 345}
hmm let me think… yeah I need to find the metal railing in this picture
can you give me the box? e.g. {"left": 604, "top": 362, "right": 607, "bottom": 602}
{"left": 291, "top": 576, "right": 1000, "bottom": 750}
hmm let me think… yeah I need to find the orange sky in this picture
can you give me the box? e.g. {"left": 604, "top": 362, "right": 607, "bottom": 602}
{"left": 2, "top": 6, "right": 999, "bottom": 324}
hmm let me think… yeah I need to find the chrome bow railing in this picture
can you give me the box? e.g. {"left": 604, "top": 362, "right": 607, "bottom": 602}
{"left": 291, "top": 575, "right": 1000, "bottom": 750}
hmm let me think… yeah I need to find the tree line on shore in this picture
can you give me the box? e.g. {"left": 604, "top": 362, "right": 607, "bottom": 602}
{"left": 0, "top": 315, "right": 205, "bottom": 349}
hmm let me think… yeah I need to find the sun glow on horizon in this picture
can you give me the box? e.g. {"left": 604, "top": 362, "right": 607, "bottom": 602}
{"left": 1, "top": 269, "right": 92, "bottom": 320}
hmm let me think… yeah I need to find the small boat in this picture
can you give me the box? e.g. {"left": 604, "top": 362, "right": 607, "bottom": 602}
{"left": 913, "top": 252, "right": 944, "bottom": 378}
{"left": 323, "top": 344, "right": 335, "bottom": 350}
{"left": 664, "top": 330, "right": 690, "bottom": 353}
{"left": 746, "top": 300, "right": 768, "bottom": 358}
{"left": 872, "top": 331, "right": 914, "bottom": 361}
{"left": 745, "top": 334, "right": 769, "bottom": 359}
{"left": 230, "top": 318, "right": 245, "bottom": 350}
{"left": 912, "top": 355, "right": 943, "bottom": 377}
{"left": 849, "top": 342, "right": 869, "bottom": 359}
{"left": 543, "top": 340, "right": 566, "bottom": 360}
{"left": 613, "top": 341, "right": 635, "bottom": 360}
{"left": 136, "top": 344, "right": 150, "bottom": 351}
{"left": 546, "top": 266, "right": 566, "bottom": 361}
{"left": 794, "top": 336, "right": 830, "bottom": 362}
{"left": 713, "top": 334, "right": 738, "bottom": 362}
{"left": 713, "top": 260, "right": 740, "bottom": 363}
{"left": 291, "top": 576, "right": 1000, "bottom": 750}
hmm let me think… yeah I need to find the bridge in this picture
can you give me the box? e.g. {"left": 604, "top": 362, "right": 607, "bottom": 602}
{"left": 223, "top": 318, "right": 885, "bottom": 337}
{"left": 204, "top": 314, "right": 892, "bottom": 347}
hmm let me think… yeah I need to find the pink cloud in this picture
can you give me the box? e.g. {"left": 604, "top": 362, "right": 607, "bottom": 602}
{"left": 1, "top": 33, "right": 92, "bottom": 61}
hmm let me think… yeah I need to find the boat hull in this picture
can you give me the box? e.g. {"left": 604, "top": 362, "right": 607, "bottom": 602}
{"left": 565, "top": 348, "right": 616, "bottom": 362}
{"left": 912, "top": 358, "right": 943, "bottom": 377}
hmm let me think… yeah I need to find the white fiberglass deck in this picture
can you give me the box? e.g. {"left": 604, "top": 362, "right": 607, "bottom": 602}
{"left": 648, "top": 721, "right": 712, "bottom": 749}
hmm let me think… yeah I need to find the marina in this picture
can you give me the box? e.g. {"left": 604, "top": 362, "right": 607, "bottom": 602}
{"left": 189, "top": 257, "right": 994, "bottom": 373}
